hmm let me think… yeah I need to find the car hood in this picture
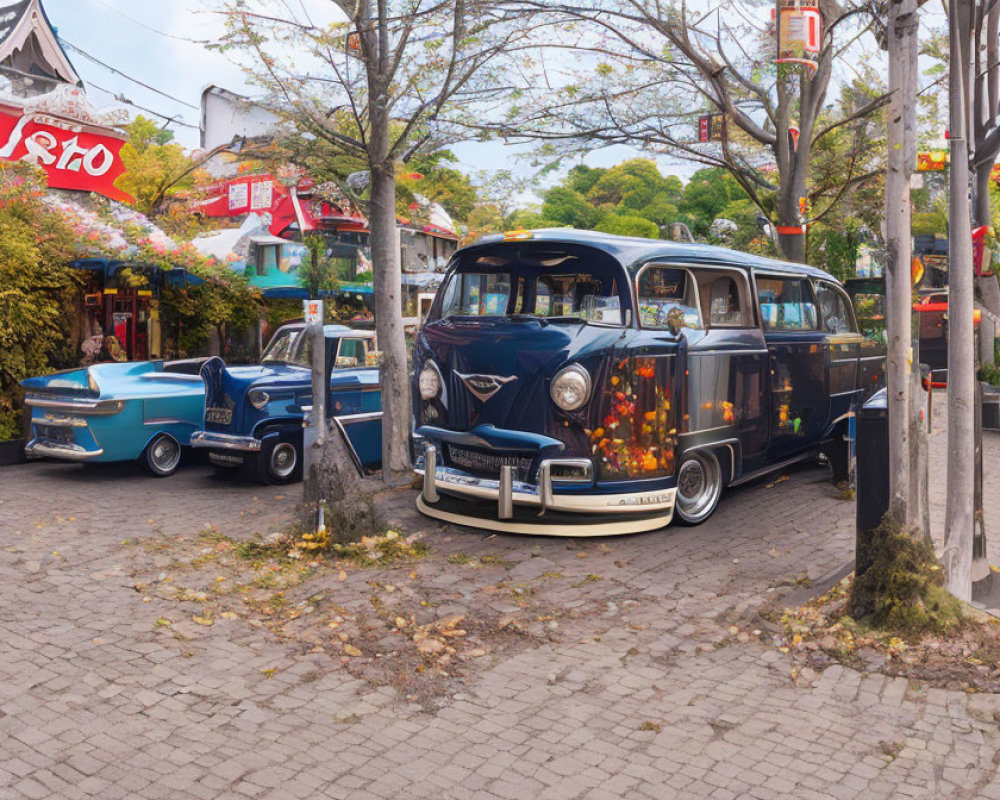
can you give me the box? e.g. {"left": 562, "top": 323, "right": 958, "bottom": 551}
{"left": 416, "top": 317, "right": 625, "bottom": 435}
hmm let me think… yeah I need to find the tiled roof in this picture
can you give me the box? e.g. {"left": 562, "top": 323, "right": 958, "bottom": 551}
{"left": 0, "top": 1, "right": 28, "bottom": 46}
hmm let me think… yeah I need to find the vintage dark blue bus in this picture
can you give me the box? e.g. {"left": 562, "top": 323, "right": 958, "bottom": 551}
{"left": 411, "top": 229, "right": 885, "bottom": 535}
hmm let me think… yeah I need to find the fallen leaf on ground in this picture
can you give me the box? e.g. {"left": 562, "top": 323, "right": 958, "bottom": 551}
{"left": 417, "top": 638, "right": 446, "bottom": 655}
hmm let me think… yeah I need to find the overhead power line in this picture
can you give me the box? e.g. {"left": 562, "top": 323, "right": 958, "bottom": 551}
{"left": 59, "top": 38, "right": 200, "bottom": 110}
{"left": 87, "top": 81, "right": 199, "bottom": 130}
{"left": 91, "top": 0, "right": 214, "bottom": 45}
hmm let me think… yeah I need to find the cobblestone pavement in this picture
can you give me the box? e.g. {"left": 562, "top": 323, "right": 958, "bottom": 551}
{"left": 2, "top": 398, "right": 1000, "bottom": 800}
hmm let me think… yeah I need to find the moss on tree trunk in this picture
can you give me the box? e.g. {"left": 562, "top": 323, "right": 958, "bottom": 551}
{"left": 849, "top": 514, "right": 964, "bottom": 634}
{"left": 301, "top": 422, "right": 385, "bottom": 545}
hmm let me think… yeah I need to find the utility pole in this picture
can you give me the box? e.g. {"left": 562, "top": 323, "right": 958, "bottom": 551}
{"left": 885, "top": 0, "right": 920, "bottom": 527}
{"left": 944, "top": 0, "right": 976, "bottom": 601}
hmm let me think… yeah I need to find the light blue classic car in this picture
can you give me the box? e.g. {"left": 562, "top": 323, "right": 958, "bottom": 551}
{"left": 21, "top": 323, "right": 382, "bottom": 481}
{"left": 22, "top": 359, "right": 208, "bottom": 476}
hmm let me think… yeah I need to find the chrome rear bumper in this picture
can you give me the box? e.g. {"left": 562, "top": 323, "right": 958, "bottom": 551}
{"left": 190, "top": 431, "right": 262, "bottom": 452}
{"left": 24, "top": 440, "right": 104, "bottom": 461}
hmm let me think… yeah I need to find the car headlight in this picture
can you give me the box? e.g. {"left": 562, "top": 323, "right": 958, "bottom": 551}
{"left": 550, "top": 364, "right": 591, "bottom": 412}
{"left": 248, "top": 389, "right": 269, "bottom": 409}
{"left": 418, "top": 363, "right": 442, "bottom": 400}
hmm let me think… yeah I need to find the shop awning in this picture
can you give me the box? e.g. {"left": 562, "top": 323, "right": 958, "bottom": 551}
{"left": 260, "top": 282, "right": 374, "bottom": 300}
{"left": 70, "top": 258, "right": 206, "bottom": 287}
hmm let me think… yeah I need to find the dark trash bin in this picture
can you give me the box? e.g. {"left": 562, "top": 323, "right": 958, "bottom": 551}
{"left": 856, "top": 388, "right": 889, "bottom": 577}
{"left": 983, "top": 381, "right": 1000, "bottom": 432}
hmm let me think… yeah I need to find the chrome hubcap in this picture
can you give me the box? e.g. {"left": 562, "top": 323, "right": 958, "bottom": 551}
{"left": 150, "top": 436, "right": 180, "bottom": 472}
{"left": 678, "top": 460, "right": 705, "bottom": 499}
{"left": 270, "top": 443, "right": 297, "bottom": 479}
{"left": 676, "top": 454, "right": 721, "bottom": 521}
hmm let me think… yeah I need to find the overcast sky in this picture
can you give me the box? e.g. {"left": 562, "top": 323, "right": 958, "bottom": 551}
{"left": 43, "top": 0, "right": 702, "bottom": 206}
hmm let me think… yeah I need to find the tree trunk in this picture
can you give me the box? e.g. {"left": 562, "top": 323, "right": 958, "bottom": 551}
{"left": 944, "top": 0, "right": 976, "bottom": 602}
{"left": 303, "top": 322, "right": 384, "bottom": 541}
{"left": 776, "top": 180, "right": 806, "bottom": 263}
{"left": 885, "top": 0, "right": 919, "bottom": 528}
{"left": 368, "top": 104, "right": 412, "bottom": 481}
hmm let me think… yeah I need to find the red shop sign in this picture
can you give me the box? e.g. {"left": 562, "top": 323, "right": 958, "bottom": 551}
{"left": 0, "top": 102, "right": 132, "bottom": 203}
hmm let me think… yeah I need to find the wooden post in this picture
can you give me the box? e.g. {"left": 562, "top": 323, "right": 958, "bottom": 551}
{"left": 944, "top": 0, "right": 976, "bottom": 601}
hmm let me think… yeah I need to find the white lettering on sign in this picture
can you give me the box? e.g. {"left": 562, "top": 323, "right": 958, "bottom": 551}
{"left": 0, "top": 116, "right": 116, "bottom": 176}
{"left": 24, "top": 130, "right": 57, "bottom": 165}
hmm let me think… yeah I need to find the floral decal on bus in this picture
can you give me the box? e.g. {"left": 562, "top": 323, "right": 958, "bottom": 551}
{"left": 586, "top": 356, "right": 677, "bottom": 481}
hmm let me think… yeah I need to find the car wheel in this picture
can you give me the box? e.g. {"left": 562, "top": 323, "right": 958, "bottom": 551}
{"left": 674, "top": 450, "right": 723, "bottom": 525}
{"left": 143, "top": 433, "right": 182, "bottom": 477}
{"left": 264, "top": 438, "right": 301, "bottom": 484}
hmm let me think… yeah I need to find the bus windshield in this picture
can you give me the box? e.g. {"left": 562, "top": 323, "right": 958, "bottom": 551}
{"left": 436, "top": 245, "right": 630, "bottom": 326}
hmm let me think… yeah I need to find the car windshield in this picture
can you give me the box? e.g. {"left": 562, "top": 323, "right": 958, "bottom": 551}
{"left": 436, "top": 245, "right": 629, "bottom": 326}
{"left": 261, "top": 328, "right": 312, "bottom": 366}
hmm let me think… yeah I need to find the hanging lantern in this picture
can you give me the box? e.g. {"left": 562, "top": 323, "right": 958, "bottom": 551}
{"left": 776, "top": 0, "right": 821, "bottom": 73}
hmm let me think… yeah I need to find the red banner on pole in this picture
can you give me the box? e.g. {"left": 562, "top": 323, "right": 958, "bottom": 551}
{"left": 0, "top": 102, "right": 132, "bottom": 202}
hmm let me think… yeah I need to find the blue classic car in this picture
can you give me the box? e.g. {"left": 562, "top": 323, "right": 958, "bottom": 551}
{"left": 412, "top": 229, "right": 885, "bottom": 535}
{"left": 191, "top": 323, "right": 382, "bottom": 483}
{"left": 22, "top": 359, "right": 207, "bottom": 476}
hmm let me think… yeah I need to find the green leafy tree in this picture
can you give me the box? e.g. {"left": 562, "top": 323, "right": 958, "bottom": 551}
{"left": 541, "top": 186, "right": 601, "bottom": 228}
{"left": 217, "top": 0, "right": 536, "bottom": 479}
{"left": 300, "top": 235, "right": 341, "bottom": 298}
{"left": 0, "top": 164, "right": 82, "bottom": 439}
{"left": 116, "top": 116, "right": 199, "bottom": 216}
{"left": 565, "top": 164, "right": 605, "bottom": 195}
{"left": 596, "top": 214, "right": 659, "bottom": 238}
{"left": 398, "top": 151, "right": 477, "bottom": 222}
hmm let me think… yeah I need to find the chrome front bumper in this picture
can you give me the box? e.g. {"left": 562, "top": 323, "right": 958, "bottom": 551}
{"left": 190, "top": 431, "right": 262, "bottom": 452}
{"left": 415, "top": 444, "right": 677, "bottom": 518}
{"left": 24, "top": 440, "right": 104, "bottom": 461}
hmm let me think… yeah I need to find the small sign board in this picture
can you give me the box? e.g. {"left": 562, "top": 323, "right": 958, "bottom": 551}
{"left": 304, "top": 299, "right": 324, "bottom": 324}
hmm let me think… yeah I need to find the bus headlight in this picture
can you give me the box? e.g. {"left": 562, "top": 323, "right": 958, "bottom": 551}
{"left": 550, "top": 365, "right": 591, "bottom": 412}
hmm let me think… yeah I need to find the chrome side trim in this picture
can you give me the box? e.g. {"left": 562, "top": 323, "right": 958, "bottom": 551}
{"left": 680, "top": 438, "right": 741, "bottom": 483}
{"left": 728, "top": 452, "right": 811, "bottom": 488}
{"left": 336, "top": 411, "right": 384, "bottom": 423}
{"left": 330, "top": 385, "right": 382, "bottom": 394}
{"left": 190, "top": 431, "right": 262, "bottom": 452}
{"left": 139, "top": 373, "right": 203, "bottom": 383}
{"left": 25, "top": 396, "right": 124, "bottom": 415}
{"left": 687, "top": 349, "right": 769, "bottom": 357}
{"left": 143, "top": 418, "right": 190, "bottom": 426}
{"left": 25, "top": 440, "right": 104, "bottom": 461}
